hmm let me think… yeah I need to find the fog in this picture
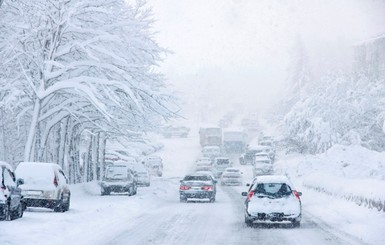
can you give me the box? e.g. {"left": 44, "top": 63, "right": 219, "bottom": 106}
{"left": 149, "top": 0, "right": 385, "bottom": 123}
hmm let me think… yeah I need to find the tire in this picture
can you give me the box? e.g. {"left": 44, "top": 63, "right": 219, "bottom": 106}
{"left": 63, "top": 195, "right": 70, "bottom": 212}
{"left": 101, "top": 188, "right": 110, "bottom": 196}
{"left": 292, "top": 220, "right": 300, "bottom": 228}
{"left": 3, "top": 202, "right": 11, "bottom": 221}
{"left": 180, "top": 196, "right": 187, "bottom": 203}
{"left": 53, "top": 195, "right": 64, "bottom": 212}
{"left": 133, "top": 185, "right": 137, "bottom": 195}
{"left": 11, "top": 203, "right": 23, "bottom": 220}
{"left": 209, "top": 195, "right": 216, "bottom": 203}
{"left": 245, "top": 216, "right": 253, "bottom": 227}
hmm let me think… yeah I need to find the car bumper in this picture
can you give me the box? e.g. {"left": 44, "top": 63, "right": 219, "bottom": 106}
{"left": 24, "top": 198, "right": 61, "bottom": 209}
{"left": 246, "top": 211, "right": 301, "bottom": 223}
{"left": 180, "top": 191, "right": 214, "bottom": 199}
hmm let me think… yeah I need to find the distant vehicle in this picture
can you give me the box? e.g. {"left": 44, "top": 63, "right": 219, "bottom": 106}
{"left": 0, "top": 161, "right": 24, "bottom": 221}
{"left": 242, "top": 175, "right": 302, "bottom": 227}
{"left": 101, "top": 164, "right": 137, "bottom": 195}
{"left": 142, "top": 155, "right": 163, "bottom": 177}
{"left": 247, "top": 144, "right": 275, "bottom": 161}
{"left": 179, "top": 174, "right": 216, "bottom": 202}
{"left": 195, "top": 158, "right": 213, "bottom": 171}
{"left": 15, "top": 162, "right": 71, "bottom": 212}
{"left": 252, "top": 157, "right": 273, "bottom": 177}
{"left": 221, "top": 168, "right": 242, "bottom": 186}
{"left": 222, "top": 129, "right": 247, "bottom": 153}
{"left": 202, "top": 146, "right": 221, "bottom": 160}
{"left": 161, "top": 126, "right": 190, "bottom": 138}
{"left": 212, "top": 157, "right": 232, "bottom": 178}
{"left": 199, "top": 127, "right": 222, "bottom": 147}
{"left": 129, "top": 163, "right": 150, "bottom": 187}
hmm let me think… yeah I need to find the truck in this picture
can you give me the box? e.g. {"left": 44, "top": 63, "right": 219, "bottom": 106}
{"left": 199, "top": 127, "right": 222, "bottom": 147}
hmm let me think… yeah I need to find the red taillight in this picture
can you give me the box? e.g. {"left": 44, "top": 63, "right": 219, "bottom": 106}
{"left": 247, "top": 191, "right": 254, "bottom": 201}
{"left": 180, "top": 185, "right": 190, "bottom": 190}
{"left": 201, "top": 186, "right": 213, "bottom": 191}
{"left": 53, "top": 176, "right": 58, "bottom": 187}
{"left": 293, "top": 190, "right": 301, "bottom": 200}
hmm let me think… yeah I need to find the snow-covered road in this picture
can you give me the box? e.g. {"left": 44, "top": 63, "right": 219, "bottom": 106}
{"left": 1, "top": 135, "right": 379, "bottom": 244}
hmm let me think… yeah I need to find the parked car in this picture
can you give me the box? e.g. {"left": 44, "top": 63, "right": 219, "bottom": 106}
{"left": 242, "top": 175, "right": 302, "bottom": 227}
{"left": 252, "top": 157, "right": 273, "bottom": 177}
{"left": 179, "top": 174, "right": 216, "bottom": 202}
{"left": 0, "top": 161, "right": 24, "bottom": 221}
{"left": 221, "top": 168, "right": 243, "bottom": 186}
{"left": 101, "top": 164, "right": 137, "bottom": 195}
{"left": 15, "top": 162, "right": 71, "bottom": 212}
{"left": 130, "top": 163, "right": 150, "bottom": 187}
{"left": 142, "top": 156, "right": 163, "bottom": 177}
{"left": 212, "top": 157, "right": 232, "bottom": 178}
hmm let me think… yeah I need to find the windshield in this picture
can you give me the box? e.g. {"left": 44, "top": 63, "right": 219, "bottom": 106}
{"left": 183, "top": 175, "right": 211, "bottom": 181}
{"left": 252, "top": 183, "right": 292, "bottom": 198}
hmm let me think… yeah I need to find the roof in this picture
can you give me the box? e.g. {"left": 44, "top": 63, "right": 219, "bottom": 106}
{"left": 255, "top": 175, "right": 291, "bottom": 184}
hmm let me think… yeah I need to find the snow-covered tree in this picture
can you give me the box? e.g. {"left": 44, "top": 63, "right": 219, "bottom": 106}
{"left": 0, "top": 0, "right": 177, "bottom": 181}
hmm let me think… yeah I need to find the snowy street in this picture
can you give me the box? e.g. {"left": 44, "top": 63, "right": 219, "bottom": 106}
{"left": 2, "top": 135, "right": 380, "bottom": 245}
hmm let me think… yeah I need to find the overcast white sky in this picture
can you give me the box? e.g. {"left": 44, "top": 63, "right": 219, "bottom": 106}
{"left": 148, "top": 0, "right": 385, "bottom": 123}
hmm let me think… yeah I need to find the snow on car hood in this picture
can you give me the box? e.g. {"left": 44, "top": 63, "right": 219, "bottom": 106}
{"left": 247, "top": 195, "right": 301, "bottom": 215}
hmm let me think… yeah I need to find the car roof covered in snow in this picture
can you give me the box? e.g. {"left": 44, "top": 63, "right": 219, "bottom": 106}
{"left": 254, "top": 175, "right": 291, "bottom": 184}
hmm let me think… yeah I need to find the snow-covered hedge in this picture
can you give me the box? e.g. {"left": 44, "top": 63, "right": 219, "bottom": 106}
{"left": 303, "top": 173, "right": 385, "bottom": 212}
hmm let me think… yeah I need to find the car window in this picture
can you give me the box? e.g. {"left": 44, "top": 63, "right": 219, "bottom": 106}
{"left": 252, "top": 183, "right": 292, "bottom": 197}
{"left": 58, "top": 170, "right": 68, "bottom": 185}
{"left": 184, "top": 175, "right": 211, "bottom": 181}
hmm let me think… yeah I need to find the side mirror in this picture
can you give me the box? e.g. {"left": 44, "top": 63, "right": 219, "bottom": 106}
{"left": 17, "top": 178, "right": 24, "bottom": 186}
{"left": 241, "top": 192, "right": 248, "bottom": 196}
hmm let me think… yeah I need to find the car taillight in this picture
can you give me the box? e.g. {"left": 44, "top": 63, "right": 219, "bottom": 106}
{"left": 180, "top": 185, "right": 190, "bottom": 190}
{"left": 293, "top": 190, "right": 301, "bottom": 200}
{"left": 247, "top": 191, "right": 254, "bottom": 200}
{"left": 201, "top": 185, "right": 213, "bottom": 191}
{"left": 53, "top": 176, "right": 58, "bottom": 187}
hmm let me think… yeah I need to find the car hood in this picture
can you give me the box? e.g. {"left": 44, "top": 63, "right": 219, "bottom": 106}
{"left": 247, "top": 195, "right": 301, "bottom": 215}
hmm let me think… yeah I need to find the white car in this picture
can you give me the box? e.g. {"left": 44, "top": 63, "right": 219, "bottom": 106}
{"left": 15, "top": 162, "right": 71, "bottom": 212}
{"left": 221, "top": 168, "right": 242, "bottom": 186}
{"left": 131, "top": 164, "right": 151, "bottom": 187}
{"left": 242, "top": 175, "right": 302, "bottom": 227}
{"left": 253, "top": 157, "right": 273, "bottom": 177}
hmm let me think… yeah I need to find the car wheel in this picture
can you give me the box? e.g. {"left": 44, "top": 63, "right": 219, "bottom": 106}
{"left": 53, "top": 195, "right": 64, "bottom": 212}
{"left": 4, "top": 202, "right": 11, "bottom": 221}
{"left": 292, "top": 220, "right": 300, "bottom": 228}
{"left": 210, "top": 195, "right": 216, "bottom": 203}
{"left": 63, "top": 195, "right": 70, "bottom": 212}
{"left": 245, "top": 216, "right": 253, "bottom": 227}
{"left": 11, "top": 203, "right": 23, "bottom": 220}
{"left": 180, "top": 196, "right": 187, "bottom": 203}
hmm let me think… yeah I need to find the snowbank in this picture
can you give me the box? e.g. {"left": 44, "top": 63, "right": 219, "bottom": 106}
{"left": 275, "top": 144, "right": 385, "bottom": 212}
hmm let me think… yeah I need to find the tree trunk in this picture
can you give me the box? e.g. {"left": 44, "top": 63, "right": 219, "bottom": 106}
{"left": 24, "top": 99, "right": 41, "bottom": 162}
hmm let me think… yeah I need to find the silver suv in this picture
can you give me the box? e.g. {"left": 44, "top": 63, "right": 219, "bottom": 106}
{"left": 15, "top": 162, "right": 71, "bottom": 212}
